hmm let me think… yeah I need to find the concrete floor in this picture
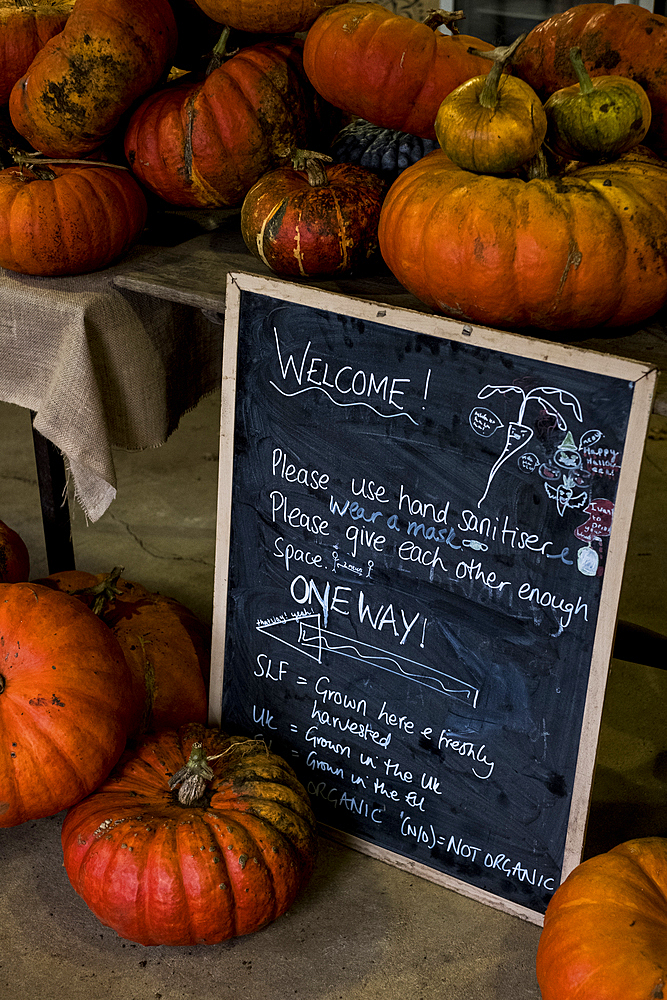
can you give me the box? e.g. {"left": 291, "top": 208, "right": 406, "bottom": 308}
{"left": 1, "top": 391, "right": 667, "bottom": 1000}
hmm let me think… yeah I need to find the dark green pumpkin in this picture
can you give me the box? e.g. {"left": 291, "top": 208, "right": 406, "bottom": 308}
{"left": 544, "top": 47, "right": 652, "bottom": 162}
{"left": 329, "top": 118, "right": 438, "bottom": 183}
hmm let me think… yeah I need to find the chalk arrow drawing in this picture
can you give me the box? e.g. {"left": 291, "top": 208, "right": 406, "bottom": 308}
{"left": 256, "top": 613, "right": 479, "bottom": 707}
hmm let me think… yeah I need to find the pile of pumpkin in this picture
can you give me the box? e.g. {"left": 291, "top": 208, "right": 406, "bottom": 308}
{"left": 1, "top": 0, "right": 667, "bottom": 335}
{"left": 0, "top": 517, "right": 319, "bottom": 946}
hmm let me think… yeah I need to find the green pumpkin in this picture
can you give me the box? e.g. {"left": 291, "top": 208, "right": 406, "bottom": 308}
{"left": 544, "top": 47, "right": 652, "bottom": 162}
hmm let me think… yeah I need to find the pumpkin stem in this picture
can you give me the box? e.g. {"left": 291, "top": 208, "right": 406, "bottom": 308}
{"left": 169, "top": 740, "right": 215, "bottom": 806}
{"left": 72, "top": 566, "right": 124, "bottom": 616}
{"left": 469, "top": 33, "right": 527, "bottom": 110}
{"left": 291, "top": 148, "right": 333, "bottom": 187}
{"left": 206, "top": 26, "right": 238, "bottom": 74}
{"left": 422, "top": 9, "right": 465, "bottom": 35}
{"left": 521, "top": 147, "right": 550, "bottom": 180}
{"left": 8, "top": 147, "right": 129, "bottom": 176}
{"left": 569, "top": 47, "right": 595, "bottom": 95}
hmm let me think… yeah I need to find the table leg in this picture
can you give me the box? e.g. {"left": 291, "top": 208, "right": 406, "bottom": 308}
{"left": 30, "top": 414, "right": 76, "bottom": 573}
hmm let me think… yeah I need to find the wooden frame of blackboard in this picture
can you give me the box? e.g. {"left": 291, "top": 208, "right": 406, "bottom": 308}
{"left": 210, "top": 270, "right": 657, "bottom": 926}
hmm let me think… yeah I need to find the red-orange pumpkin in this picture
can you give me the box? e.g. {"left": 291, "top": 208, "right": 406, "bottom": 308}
{"left": 61, "top": 723, "right": 319, "bottom": 946}
{"left": 0, "top": 162, "right": 147, "bottom": 276}
{"left": 377, "top": 147, "right": 667, "bottom": 331}
{"left": 0, "top": 0, "right": 74, "bottom": 105}
{"left": 9, "top": 0, "right": 178, "bottom": 156}
{"left": 33, "top": 569, "right": 210, "bottom": 736}
{"left": 124, "top": 38, "right": 326, "bottom": 209}
{"left": 241, "top": 159, "right": 388, "bottom": 277}
{"left": 0, "top": 519, "right": 29, "bottom": 583}
{"left": 191, "top": 0, "right": 347, "bottom": 34}
{"left": 513, "top": 3, "right": 667, "bottom": 158}
{"left": 0, "top": 582, "right": 134, "bottom": 827}
{"left": 536, "top": 837, "right": 667, "bottom": 999}
{"left": 302, "top": 3, "right": 496, "bottom": 140}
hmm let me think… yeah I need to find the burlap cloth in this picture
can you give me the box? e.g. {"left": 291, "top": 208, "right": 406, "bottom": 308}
{"left": 0, "top": 244, "right": 222, "bottom": 522}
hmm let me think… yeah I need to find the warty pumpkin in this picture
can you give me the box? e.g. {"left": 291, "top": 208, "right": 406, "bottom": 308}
{"left": 124, "top": 37, "right": 326, "bottom": 209}
{"left": 33, "top": 568, "right": 210, "bottom": 737}
{"left": 241, "top": 156, "right": 388, "bottom": 278}
{"left": 0, "top": 582, "right": 135, "bottom": 827}
{"left": 0, "top": 160, "right": 147, "bottom": 276}
{"left": 434, "top": 34, "right": 547, "bottom": 175}
{"left": 190, "top": 0, "right": 347, "bottom": 34}
{"left": 61, "top": 723, "right": 319, "bottom": 946}
{"left": 9, "top": 0, "right": 178, "bottom": 156}
{"left": 536, "top": 837, "right": 667, "bottom": 1000}
{"left": 302, "top": 3, "right": 496, "bottom": 140}
{"left": 544, "top": 46, "right": 652, "bottom": 162}
{"left": 377, "top": 146, "right": 667, "bottom": 331}
{"left": 513, "top": 3, "right": 667, "bottom": 158}
{"left": 0, "top": 0, "right": 74, "bottom": 105}
{"left": 0, "top": 519, "right": 29, "bottom": 583}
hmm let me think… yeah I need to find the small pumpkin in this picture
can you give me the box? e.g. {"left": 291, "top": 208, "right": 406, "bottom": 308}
{"left": 0, "top": 159, "right": 147, "bottom": 276}
{"left": 329, "top": 118, "right": 439, "bottom": 183}
{"left": 9, "top": 0, "right": 178, "bottom": 156}
{"left": 377, "top": 146, "right": 667, "bottom": 331}
{"left": 0, "top": 519, "right": 29, "bottom": 583}
{"left": 190, "top": 0, "right": 347, "bottom": 34}
{"left": 544, "top": 46, "right": 652, "bottom": 162}
{"left": 303, "top": 4, "right": 496, "bottom": 140}
{"left": 32, "top": 567, "right": 210, "bottom": 736}
{"left": 536, "top": 837, "right": 667, "bottom": 999}
{"left": 124, "top": 37, "right": 327, "bottom": 209}
{"left": 513, "top": 3, "right": 667, "bottom": 158}
{"left": 0, "top": 582, "right": 135, "bottom": 827}
{"left": 435, "top": 34, "right": 547, "bottom": 175}
{"left": 61, "top": 723, "right": 319, "bottom": 946}
{"left": 0, "top": 0, "right": 75, "bottom": 105}
{"left": 241, "top": 155, "right": 388, "bottom": 278}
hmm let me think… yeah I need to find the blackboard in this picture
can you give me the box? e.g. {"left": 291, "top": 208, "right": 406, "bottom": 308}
{"left": 210, "top": 271, "right": 657, "bottom": 924}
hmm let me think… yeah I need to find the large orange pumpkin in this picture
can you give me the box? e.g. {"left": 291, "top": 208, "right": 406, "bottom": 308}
{"left": 9, "top": 0, "right": 178, "bottom": 156}
{"left": 513, "top": 3, "right": 667, "bottom": 158}
{"left": 0, "top": 0, "right": 74, "bottom": 105}
{"left": 0, "top": 161, "right": 147, "bottom": 276}
{"left": 61, "top": 723, "right": 319, "bottom": 946}
{"left": 33, "top": 568, "right": 210, "bottom": 736}
{"left": 377, "top": 147, "right": 667, "bottom": 331}
{"left": 124, "top": 38, "right": 327, "bottom": 209}
{"left": 0, "top": 582, "right": 134, "bottom": 827}
{"left": 536, "top": 837, "right": 667, "bottom": 999}
{"left": 302, "top": 3, "right": 496, "bottom": 140}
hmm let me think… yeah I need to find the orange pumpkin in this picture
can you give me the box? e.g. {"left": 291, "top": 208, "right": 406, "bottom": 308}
{"left": 61, "top": 724, "right": 319, "bottom": 945}
{"left": 190, "top": 0, "right": 347, "bottom": 34}
{"left": 536, "top": 837, "right": 667, "bottom": 999}
{"left": 33, "top": 568, "right": 210, "bottom": 736}
{"left": 0, "top": 0, "right": 74, "bottom": 105}
{"left": 0, "top": 519, "right": 29, "bottom": 583}
{"left": 0, "top": 161, "right": 147, "bottom": 276}
{"left": 124, "top": 38, "right": 326, "bottom": 209}
{"left": 241, "top": 158, "right": 388, "bottom": 277}
{"left": 303, "top": 3, "right": 496, "bottom": 140}
{"left": 0, "top": 582, "right": 134, "bottom": 827}
{"left": 377, "top": 147, "right": 667, "bottom": 331}
{"left": 9, "top": 0, "right": 178, "bottom": 156}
